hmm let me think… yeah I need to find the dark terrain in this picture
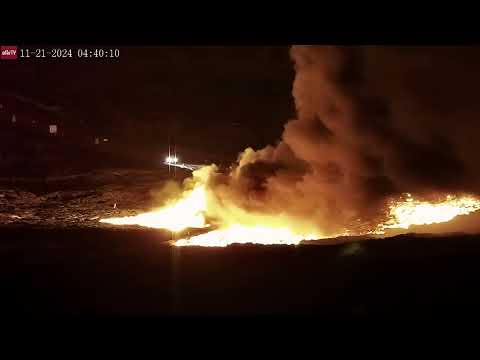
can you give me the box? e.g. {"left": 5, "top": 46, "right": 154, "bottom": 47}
{"left": 0, "top": 168, "right": 192, "bottom": 227}
{"left": 2, "top": 227, "right": 480, "bottom": 318}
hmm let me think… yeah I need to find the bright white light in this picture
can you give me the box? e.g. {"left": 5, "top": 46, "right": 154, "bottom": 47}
{"left": 165, "top": 156, "right": 179, "bottom": 164}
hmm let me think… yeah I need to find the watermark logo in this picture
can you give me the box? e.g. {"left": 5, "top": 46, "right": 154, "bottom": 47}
{"left": 1, "top": 46, "right": 18, "bottom": 60}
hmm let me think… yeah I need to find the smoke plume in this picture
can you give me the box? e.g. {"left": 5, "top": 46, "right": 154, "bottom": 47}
{"left": 201, "top": 46, "right": 480, "bottom": 236}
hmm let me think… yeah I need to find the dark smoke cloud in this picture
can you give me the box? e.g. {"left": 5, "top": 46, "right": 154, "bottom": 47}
{"left": 207, "top": 46, "right": 480, "bottom": 235}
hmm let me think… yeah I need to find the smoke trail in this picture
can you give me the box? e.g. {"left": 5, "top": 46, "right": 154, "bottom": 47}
{"left": 200, "top": 46, "right": 480, "bottom": 235}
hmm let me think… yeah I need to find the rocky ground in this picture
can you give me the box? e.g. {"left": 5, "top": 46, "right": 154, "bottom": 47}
{"left": 0, "top": 168, "right": 190, "bottom": 228}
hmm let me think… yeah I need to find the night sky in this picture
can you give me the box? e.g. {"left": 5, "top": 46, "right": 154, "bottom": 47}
{"left": 2, "top": 46, "right": 294, "bottom": 166}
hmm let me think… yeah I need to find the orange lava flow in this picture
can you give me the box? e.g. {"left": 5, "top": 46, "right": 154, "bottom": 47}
{"left": 100, "top": 183, "right": 323, "bottom": 246}
{"left": 376, "top": 194, "right": 480, "bottom": 233}
{"left": 100, "top": 185, "right": 207, "bottom": 232}
{"left": 100, "top": 182, "right": 480, "bottom": 247}
{"left": 174, "top": 224, "right": 318, "bottom": 247}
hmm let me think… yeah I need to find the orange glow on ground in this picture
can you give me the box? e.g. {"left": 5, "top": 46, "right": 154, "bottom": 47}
{"left": 376, "top": 194, "right": 480, "bottom": 233}
{"left": 100, "top": 182, "right": 480, "bottom": 247}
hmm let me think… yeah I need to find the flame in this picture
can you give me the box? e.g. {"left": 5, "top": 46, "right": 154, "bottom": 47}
{"left": 377, "top": 194, "right": 480, "bottom": 232}
{"left": 100, "top": 185, "right": 207, "bottom": 232}
{"left": 100, "top": 181, "right": 323, "bottom": 246}
{"left": 174, "top": 224, "right": 318, "bottom": 247}
{"left": 100, "top": 173, "right": 480, "bottom": 246}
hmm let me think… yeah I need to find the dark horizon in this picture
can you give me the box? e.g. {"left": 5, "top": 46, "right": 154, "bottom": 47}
{"left": 1, "top": 46, "right": 294, "bottom": 173}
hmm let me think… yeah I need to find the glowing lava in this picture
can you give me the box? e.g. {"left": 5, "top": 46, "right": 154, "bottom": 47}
{"left": 377, "top": 194, "right": 480, "bottom": 232}
{"left": 100, "top": 183, "right": 323, "bottom": 246}
{"left": 174, "top": 224, "right": 318, "bottom": 247}
{"left": 100, "top": 185, "right": 207, "bottom": 232}
{"left": 100, "top": 180, "right": 480, "bottom": 247}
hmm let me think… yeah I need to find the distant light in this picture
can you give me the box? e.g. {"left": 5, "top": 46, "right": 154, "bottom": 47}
{"left": 165, "top": 156, "right": 179, "bottom": 164}
{"left": 49, "top": 124, "right": 58, "bottom": 134}
{"left": 103, "top": 138, "right": 109, "bottom": 142}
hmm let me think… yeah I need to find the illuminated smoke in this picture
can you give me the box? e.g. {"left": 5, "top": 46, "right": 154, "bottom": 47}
{"left": 102, "top": 46, "right": 480, "bottom": 245}
{"left": 204, "top": 46, "right": 480, "bottom": 235}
